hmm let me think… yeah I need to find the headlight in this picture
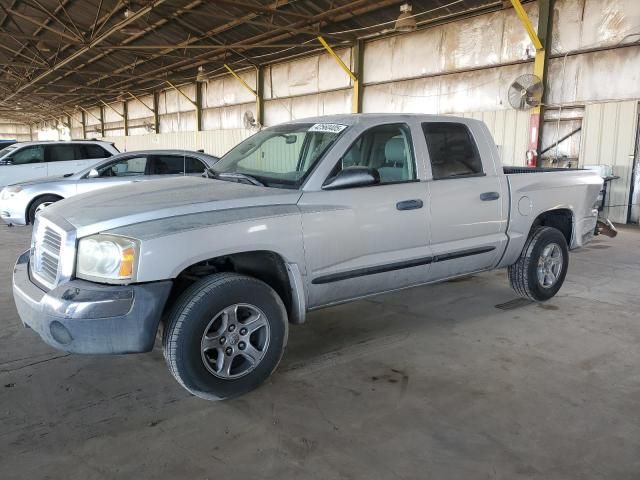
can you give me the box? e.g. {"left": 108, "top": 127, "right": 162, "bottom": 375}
{"left": 76, "top": 234, "right": 139, "bottom": 283}
{"left": 0, "top": 185, "right": 22, "bottom": 200}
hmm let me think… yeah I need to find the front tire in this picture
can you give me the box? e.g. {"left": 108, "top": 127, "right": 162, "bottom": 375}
{"left": 27, "top": 195, "right": 61, "bottom": 224}
{"left": 508, "top": 226, "right": 569, "bottom": 301}
{"left": 162, "top": 273, "right": 288, "bottom": 400}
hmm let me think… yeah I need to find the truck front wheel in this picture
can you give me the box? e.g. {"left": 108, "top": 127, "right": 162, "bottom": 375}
{"left": 162, "top": 273, "right": 288, "bottom": 400}
{"left": 508, "top": 226, "right": 569, "bottom": 301}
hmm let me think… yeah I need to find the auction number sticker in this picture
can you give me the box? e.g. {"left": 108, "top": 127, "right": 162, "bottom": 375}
{"left": 308, "top": 123, "right": 348, "bottom": 133}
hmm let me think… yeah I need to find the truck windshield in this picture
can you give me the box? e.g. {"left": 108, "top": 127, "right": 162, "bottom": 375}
{"left": 209, "top": 122, "right": 347, "bottom": 188}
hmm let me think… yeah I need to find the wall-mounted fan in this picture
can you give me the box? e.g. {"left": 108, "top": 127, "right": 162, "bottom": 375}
{"left": 508, "top": 74, "right": 543, "bottom": 110}
{"left": 243, "top": 110, "right": 260, "bottom": 130}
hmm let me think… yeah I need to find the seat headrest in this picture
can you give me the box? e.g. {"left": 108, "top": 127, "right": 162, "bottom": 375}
{"left": 384, "top": 137, "right": 405, "bottom": 164}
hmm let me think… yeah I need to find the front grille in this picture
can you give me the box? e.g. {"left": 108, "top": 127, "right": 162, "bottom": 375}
{"left": 32, "top": 220, "right": 64, "bottom": 289}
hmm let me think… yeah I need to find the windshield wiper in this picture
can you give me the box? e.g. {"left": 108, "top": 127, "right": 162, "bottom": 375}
{"left": 206, "top": 168, "right": 265, "bottom": 187}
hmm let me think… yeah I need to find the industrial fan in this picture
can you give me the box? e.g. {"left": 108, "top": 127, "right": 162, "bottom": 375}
{"left": 508, "top": 74, "right": 543, "bottom": 110}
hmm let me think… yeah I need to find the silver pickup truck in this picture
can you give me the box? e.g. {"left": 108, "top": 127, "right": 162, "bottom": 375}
{"left": 12, "top": 114, "right": 603, "bottom": 400}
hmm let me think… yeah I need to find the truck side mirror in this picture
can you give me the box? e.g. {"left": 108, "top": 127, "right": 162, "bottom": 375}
{"left": 322, "top": 166, "right": 380, "bottom": 190}
{"left": 87, "top": 168, "right": 99, "bottom": 178}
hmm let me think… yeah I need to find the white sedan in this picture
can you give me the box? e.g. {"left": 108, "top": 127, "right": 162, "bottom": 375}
{"left": 0, "top": 149, "right": 219, "bottom": 225}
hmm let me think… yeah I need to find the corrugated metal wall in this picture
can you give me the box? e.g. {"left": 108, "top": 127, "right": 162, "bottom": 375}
{"left": 580, "top": 101, "right": 639, "bottom": 223}
{"left": 104, "top": 129, "right": 254, "bottom": 157}
{"left": 0, "top": 119, "right": 31, "bottom": 141}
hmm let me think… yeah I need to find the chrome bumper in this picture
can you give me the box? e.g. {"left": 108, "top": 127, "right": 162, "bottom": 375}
{"left": 12, "top": 250, "right": 172, "bottom": 354}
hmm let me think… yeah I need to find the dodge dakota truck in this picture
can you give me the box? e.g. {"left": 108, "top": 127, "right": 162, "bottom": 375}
{"left": 12, "top": 114, "right": 604, "bottom": 400}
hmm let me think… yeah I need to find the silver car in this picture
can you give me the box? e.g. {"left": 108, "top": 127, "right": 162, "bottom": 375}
{"left": 0, "top": 149, "right": 219, "bottom": 225}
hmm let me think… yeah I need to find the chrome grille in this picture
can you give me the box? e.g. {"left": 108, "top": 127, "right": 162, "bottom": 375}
{"left": 31, "top": 220, "right": 64, "bottom": 289}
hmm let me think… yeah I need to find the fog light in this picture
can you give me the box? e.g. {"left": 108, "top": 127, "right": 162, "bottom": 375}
{"left": 50, "top": 321, "right": 73, "bottom": 345}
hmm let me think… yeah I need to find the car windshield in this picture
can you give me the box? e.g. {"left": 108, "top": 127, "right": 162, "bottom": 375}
{"left": 209, "top": 122, "right": 347, "bottom": 188}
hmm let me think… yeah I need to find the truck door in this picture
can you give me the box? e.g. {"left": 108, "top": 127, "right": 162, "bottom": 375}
{"left": 299, "top": 122, "right": 431, "bottom": 308}
{"left": 421, "top": 121, "right": 508, "bottom": 281}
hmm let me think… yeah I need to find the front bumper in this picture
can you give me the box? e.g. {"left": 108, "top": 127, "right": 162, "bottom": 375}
{"left": 0, "top": 198, "right": 26, "bottom": 225}
{"left": 12, "top": 250, "right": 172, "bottom": 354}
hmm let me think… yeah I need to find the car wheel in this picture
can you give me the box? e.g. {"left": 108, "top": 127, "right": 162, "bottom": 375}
{"left": 508, "top": 226, "right": 569, "bottom": 301}
{"left": 27, "top": 195, "right": 61, "bottom": 224}
{"left": 162, "top": 272, "right": 288, "bottom": 400}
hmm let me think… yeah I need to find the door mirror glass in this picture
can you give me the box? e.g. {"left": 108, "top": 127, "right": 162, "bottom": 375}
{"left": 0, "top": 158, "right": 13, "bottom": 166}
{"left": 87, "top": 168, "right": 99, "bottom": 178}
{"left": 322, "top": 166, "right": 380, "bottom": 190}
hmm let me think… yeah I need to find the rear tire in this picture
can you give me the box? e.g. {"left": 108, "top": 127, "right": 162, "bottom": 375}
{"left": 508, "top": 227, "right": 569, "bottom": 301}
{"left": 27, "top": 195, "right": 61, "bottom": 224}
{"left": 162, "top": 272, "right": 288, "bottom": 400}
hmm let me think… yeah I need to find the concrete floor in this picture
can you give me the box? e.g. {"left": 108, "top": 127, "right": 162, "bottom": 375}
{"left": 1, "top": 225, "right": 639, "bottom": 480}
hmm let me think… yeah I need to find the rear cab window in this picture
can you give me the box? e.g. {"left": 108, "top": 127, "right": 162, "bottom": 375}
{"left": 422, "top": 122, "right": 484, "bottom": 180}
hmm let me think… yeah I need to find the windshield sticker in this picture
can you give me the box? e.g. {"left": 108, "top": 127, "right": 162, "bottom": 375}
{"left": 308, "top": 123, "right": 347, "bottom": 134}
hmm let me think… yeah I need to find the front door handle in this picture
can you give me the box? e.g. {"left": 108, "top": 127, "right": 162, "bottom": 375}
{"left": 396, "top": 199, "right": 424, "bottom": 211}
{"left": 480, "top": 191, "right": 500, "bottom": 201}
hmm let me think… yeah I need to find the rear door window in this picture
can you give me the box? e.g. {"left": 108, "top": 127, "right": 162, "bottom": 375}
{"left": 422, "top": 122, "right": 484, "bottom": 180}
{"left": 46, "top": 144, "right": 84, "bottom": 162}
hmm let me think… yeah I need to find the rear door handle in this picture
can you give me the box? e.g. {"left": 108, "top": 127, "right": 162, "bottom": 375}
{"left": 396, "top": 199, "right": 424, "bottom": 210}
{"left": 480, "top": 191, "right": 500, "bottom": 201}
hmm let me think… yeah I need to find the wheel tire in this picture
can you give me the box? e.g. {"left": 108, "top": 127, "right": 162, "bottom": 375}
{"left": 508, "top": 226, "right": 569, "bottom": 301}
{"left": 27, "top": 195, "right": 61, "bottom": 224}
{"left": 162, "top": 272, "right": 288, "bottom": 400}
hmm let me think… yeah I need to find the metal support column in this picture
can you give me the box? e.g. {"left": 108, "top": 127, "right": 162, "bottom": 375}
{"left": 99, "top": 105, "right": 105, "bottom": 138}
{"left": 318, "top": 36, "right": 359, "bottom": 113}
{"left": 80, "top": 110, "right": 86, "bottom": 139}
{"left": 153, "top": 91, "right": 160, "bottom": 134}
{"left": 224, "top": 63, "right": 262, "bottom": 127}
{"left": 510, "top": 0, "right": 552, "bottom": 166}
{"left": 256, "top": 65, "right": 264, "bottom": 126}
{"left": 352, "top": 39, "right": 364, "bottom": 113}
{"left": 123, "top": 100, "right": 129, "bottom": 137}
{"left": 195, "top": 81, "right": 203, "bottom": 132}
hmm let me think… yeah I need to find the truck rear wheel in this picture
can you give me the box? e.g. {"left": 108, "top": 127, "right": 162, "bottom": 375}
{"left": 162, "top": 272, "right": 288, "bottom": 400}
{"left": 508, "top": 226, "right": 569, "bottom": 301}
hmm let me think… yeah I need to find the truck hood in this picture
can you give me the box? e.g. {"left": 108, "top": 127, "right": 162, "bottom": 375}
{"left": 43, "top": 176, "right": 302, "bottom": 237}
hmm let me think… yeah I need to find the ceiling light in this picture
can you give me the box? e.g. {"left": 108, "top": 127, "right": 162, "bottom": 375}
{"left": 36, "top": 40, "right": 51, "bottom": 52}
{"left": 196, "top": 66, "right": 207, "bottom": 83}
{"left": 394, "top": 4, "right": 417, "bottom": 33}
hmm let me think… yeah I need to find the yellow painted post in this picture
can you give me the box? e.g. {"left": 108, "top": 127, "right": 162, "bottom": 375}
{"left": 509, "top": 0, "right": 543, "bottom": 50}
{"left": 318, "top": 36, "right": 360, "bottom": 113}
{"left": 510, "top": 0, "right": 551, "bottom": 165}
{"left": 223, "top": 64, "right": 262, "bottom": 127}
